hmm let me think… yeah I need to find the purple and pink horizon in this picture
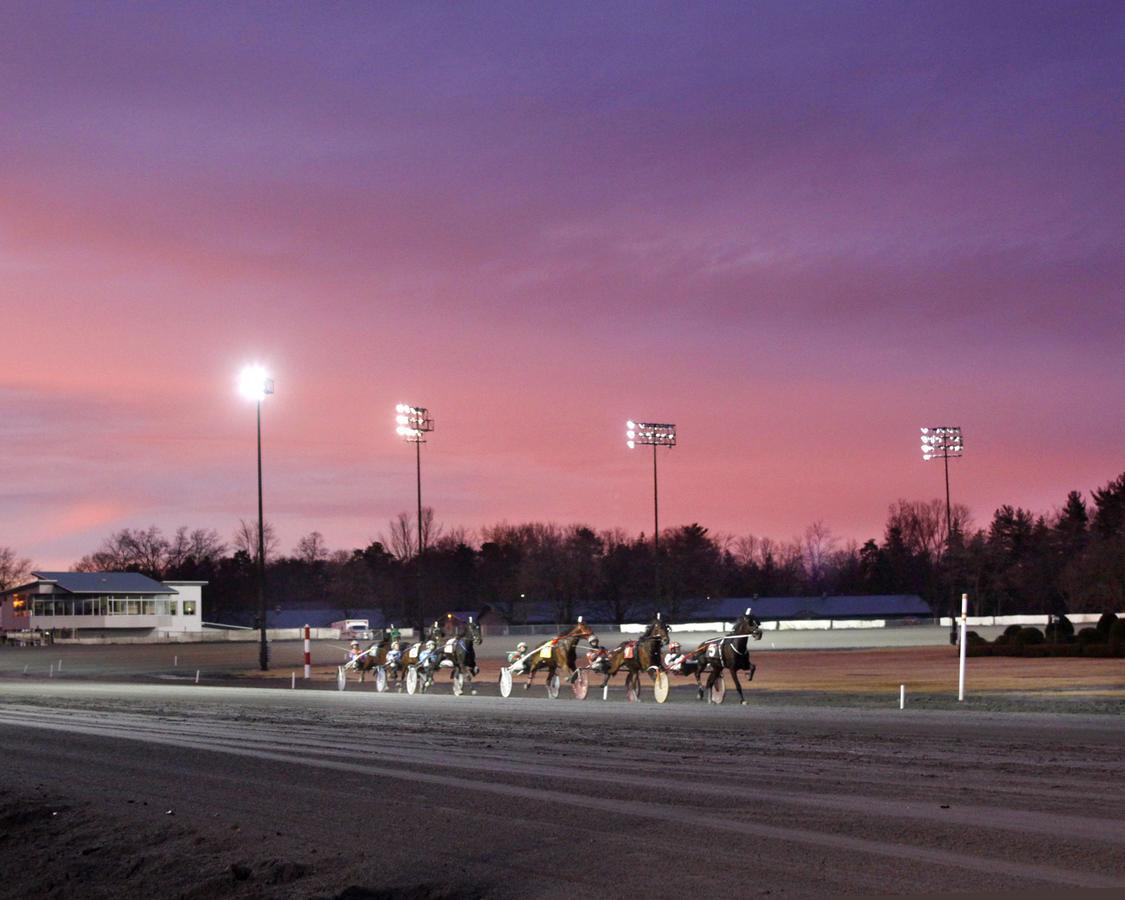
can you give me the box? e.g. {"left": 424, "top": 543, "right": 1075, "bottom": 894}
{"left": 2, "top": 2, "right": 1122, "bottom": 568}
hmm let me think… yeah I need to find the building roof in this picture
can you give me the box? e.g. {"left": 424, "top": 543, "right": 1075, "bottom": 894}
{"left": 30, "top": 571, "right": 176, "bottom": 596}
{"left": 691, "top": 595, "right": 932, "bottom": 620}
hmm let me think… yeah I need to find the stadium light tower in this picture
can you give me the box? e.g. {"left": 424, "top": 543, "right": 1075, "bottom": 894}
{"left": 626, "top": 420, "right": 677, "bottom": 551}
{"left": 396, "top": 404, "right": 434, "bottom": 634}
{"left": 922, "top": 425, "right": 964, "bottom": 645}
{"left": 920, "top": 425, "right": 964, "bottom": 546}
{"left": 238, "top": 365, "right": 274, "bottom": 671}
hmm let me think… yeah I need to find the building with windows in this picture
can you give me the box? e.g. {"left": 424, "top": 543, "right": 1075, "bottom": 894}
{"left": 0, "top": 572, "right": 204, "bottom": 638}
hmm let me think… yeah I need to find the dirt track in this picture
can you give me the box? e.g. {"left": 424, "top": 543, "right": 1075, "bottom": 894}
{"left": 2, "top": 669, "right": 1124, "bottom": 898}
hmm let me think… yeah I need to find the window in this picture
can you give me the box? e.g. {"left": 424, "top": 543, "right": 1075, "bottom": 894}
{"left": 183, "top": 601, "right": 196, "bottom": 616}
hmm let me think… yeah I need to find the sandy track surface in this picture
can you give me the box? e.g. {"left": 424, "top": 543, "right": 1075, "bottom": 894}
{"left": 1, "top": 680, "right": 1123, "bottom": 898}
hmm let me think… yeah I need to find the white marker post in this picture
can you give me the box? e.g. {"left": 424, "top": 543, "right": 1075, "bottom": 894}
{"left": 174, "top": 655, "right": 178, "bottom": 667}
{"left": 195, "top": 669, "right": 200, "bottom": 684}
{"left": 958, "top": 593, "right": 968, "bottom": 702}
{"left": 900, "top": 684, "right": 905, "bottom": 710}
{"left": 291, "top": 672, "right": 296, "bottom": 689}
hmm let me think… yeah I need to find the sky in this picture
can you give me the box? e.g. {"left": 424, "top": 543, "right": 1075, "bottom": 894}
{"left": 2, "top": 1, "right": 1123, "bottom": 568}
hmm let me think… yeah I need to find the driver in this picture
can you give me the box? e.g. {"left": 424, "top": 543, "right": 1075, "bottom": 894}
{"left": 663, "top": 641, "right": 685, "bottom": 673}
{"left": 507, "top": 641, "right": 528, "bottom": 665}
{"left": 347, "top": 640, "right": 362, "bottom": 663}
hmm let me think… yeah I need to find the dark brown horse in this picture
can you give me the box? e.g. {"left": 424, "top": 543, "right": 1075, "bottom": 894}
{"left": 432, "top": 613, "right": 483, "bottom": 695}
{"left": 694, "top": 609, "right": 763, "bottom": 705}
{"left": 598, "top": 613, "right": 670, "bottom": 700}
{"left": 520, "top": 618, "right": 596, "bottom": 692}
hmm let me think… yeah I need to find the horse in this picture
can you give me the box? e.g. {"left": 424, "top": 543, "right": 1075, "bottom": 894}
{"left": 519, "top": 618, "right": 597, "bottom": 693}
{"left": 694, "top": 608, "right": 763, "bottom": 705}
{"left": 598, "top": 613, "right": 670, "bottom": 700}
{"left": 351, "top": 638, "right": 387, "bottom": 684}
{"left": 432, "top": 613, "right": 483, "bottom": 695}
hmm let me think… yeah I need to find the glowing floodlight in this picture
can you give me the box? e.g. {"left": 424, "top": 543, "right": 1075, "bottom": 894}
{"left": 238, "top": 365, "right": 274, "bottom": 402}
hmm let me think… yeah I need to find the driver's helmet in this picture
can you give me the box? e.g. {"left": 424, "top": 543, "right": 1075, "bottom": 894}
{"left": 390, "top": 641, "right": 400, "bottom": 650}
{"left": 588, "top": 636, "right": 600, "bottom": 648}
{"left": 424, "top": 639, "right": 436, "bottom": 650}
{"left": 516, "top": 641, "right": 528, "bottom": 653}
{"left": 350, "top": 640, "right": 360, "bottom": 648}
{"left": 668, "top": 641, "right": 681, "bottom": 653}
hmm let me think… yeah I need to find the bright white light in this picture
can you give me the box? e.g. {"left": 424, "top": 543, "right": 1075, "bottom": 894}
{"left": 238, "top": 365, "right": 273, "bottom": 402}
{"left": 396, "top": 425, "right": 408, "bottom": 436}
{"left": 626, "top": 420, "right": 636, "bottom": 430}
{"left": 920, "top": 427, "right": 929, "bottom": 434}
{"left": 626, "top": 440, "right": 635, "bottom": 449}
{"left": 396, "top": 414, "right": 408, "bottom": 425}
{"left": 627, "top": 430, "right": 635, "bottom": 440}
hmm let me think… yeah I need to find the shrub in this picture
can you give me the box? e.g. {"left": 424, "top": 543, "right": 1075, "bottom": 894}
{"left": 1076, "top": 627, "right": 1100, "bottom": 645}
{"left": 1003, "top": 624, "right": 1023, "bottom": 638}
{"left": 966, "top": 630, "right": 987, "bottom": 645}
{"left": 1110, "top": 619, "right": 1125, "bottom": 655}
{"left": 1017, "top": 627, "right": 1044, "bottom": 645}
{"left": 1096, "top": 612, "right": 1118, "bottom": 637}
{"left": 1045, "top": 615, "right": 1074, "bottom": 642}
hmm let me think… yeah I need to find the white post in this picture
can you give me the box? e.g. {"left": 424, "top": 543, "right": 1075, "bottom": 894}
{"left": 958, "top": 593, "right": 968, "bottom": 702}
{"left": 195, "top": 669, "right": 200, "bottom": 684}
{"left": 291, "top": 672, "right": 296, "bottom": 689}
{"left": 303, "top": 624, "right": 311, "bottom": 680}
{"left": 49, "top": 664, "right": 54, "bottom": 678}
{"left": 57, "top": 659, "right": 62, "bottom": 671}
{"left": 174, "top": 655, "right": 178, "bottom": 667}
{"left": 899, "top": 684, "right": 905, "bottom": 710}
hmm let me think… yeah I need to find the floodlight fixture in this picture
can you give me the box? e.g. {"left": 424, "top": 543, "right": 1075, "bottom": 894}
{"left": 395, "top": 403, "right": 434, "bottom": 444}
{"left": 920, "top": 425, "right": 963, "bottom": 462}
{"left": 238, "top": 365, "right": 275, "bottom": 402}
{"left": 626, "top": 421, "right": 677, "bottom": 448}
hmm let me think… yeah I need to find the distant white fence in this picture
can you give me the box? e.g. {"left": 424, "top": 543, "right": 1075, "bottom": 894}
{"left": 621, "top": 617, "right": 891, "bottom": 633}
{"left": 938, "top": 613, "right": 1105, "bottom": 628}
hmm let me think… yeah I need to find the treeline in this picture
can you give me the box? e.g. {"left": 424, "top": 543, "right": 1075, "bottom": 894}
{"left": 3, "top": 472, "right": 1122, "bottom": 626}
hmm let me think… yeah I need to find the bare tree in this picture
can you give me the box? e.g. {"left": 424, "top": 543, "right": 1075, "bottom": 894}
{"left": 382, "top": 508, "right": 443, "bottom": 561}
{"left": 232, "top": 519, "right": 279, "bottom": 562}
{"left": 0, "top": 546, "right": 33, "bottom": 590}
{"left": 294, "top": 531, "right": 329, "bottom": 564}
{"left": 886, "top": 499, "right": 973, "bottom": 561}
{"left": 802, "top": 521, "right": 838, "bottom": 586}
{"left": 74, "top": 526, "right": 170, "bottom": 577}
{"left": 167, "top": 527, "right": 227, "bottom": 570}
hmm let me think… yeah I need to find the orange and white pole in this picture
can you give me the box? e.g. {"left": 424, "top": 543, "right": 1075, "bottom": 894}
{"left": 303, "top": 624, "right": 311, "bottom": 679}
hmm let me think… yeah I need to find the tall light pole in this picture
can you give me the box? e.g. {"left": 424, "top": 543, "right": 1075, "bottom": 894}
{"left": 239, "top": 365, "right": 274, "bottom": 671}
{"left": 627, "top": 420, "right": 676, "bottom": 604}
{"left": 396, "top": 403, "right": 434, "bottom": 636}
{"left": 921, "top": 425, "right": 963, "bottom": 641}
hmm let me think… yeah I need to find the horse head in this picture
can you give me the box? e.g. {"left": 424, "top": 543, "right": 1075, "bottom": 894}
{"left": 643, "top": 613, "right": 671, "bottom": 644}
{"left": 563, "top": 615, "right": 594, "bottom": 641}
{"left": 466, "top": 615, "right": 482, "bottom": 645}
{"left": 735, "top": 607, "right": 764, "bottom": 641}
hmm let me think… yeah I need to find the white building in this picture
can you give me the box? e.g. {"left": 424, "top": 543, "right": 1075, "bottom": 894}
{"left": 0, "top": 571, "right": 205, "bottom": 638}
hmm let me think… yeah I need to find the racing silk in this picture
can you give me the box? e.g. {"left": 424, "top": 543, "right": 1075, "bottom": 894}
{"left": 663, "top": 652, "right": 684, "bottom": 672}
{"left": 506, "top": 649, "right": 524, "bottom": 664}
{"left": 386, "top": 649, "right": 402, "bottom": 665}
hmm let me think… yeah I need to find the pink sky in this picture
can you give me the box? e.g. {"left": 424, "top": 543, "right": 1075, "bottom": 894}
{"left": 2, "top": 2, "right": 1122, "bottom": 567}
